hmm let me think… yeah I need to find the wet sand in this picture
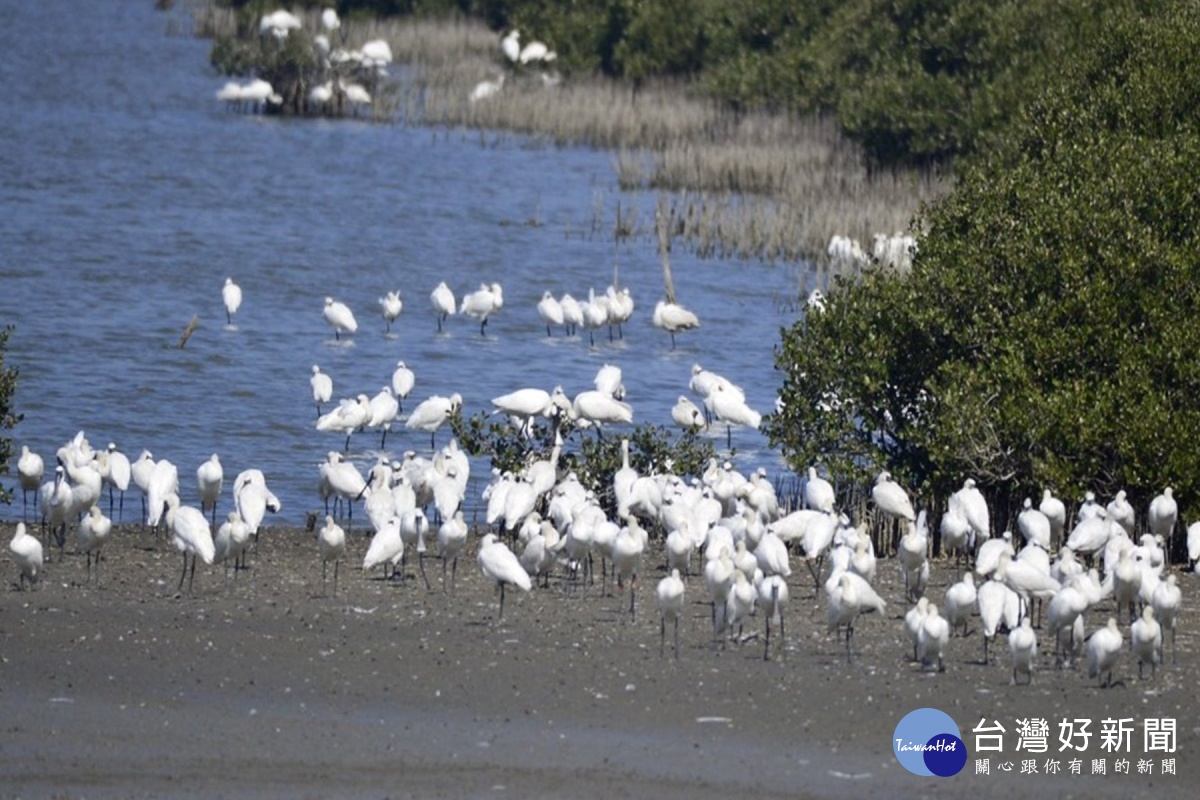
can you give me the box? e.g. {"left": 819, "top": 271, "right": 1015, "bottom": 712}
{"left": 1, "top": 519, "right": 1197, "bottom": 799}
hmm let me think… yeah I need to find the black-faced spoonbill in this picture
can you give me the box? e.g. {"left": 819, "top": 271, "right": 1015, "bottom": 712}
{"left": 318, "top": 514, "right": 346, "bottom": 596}
{"left": 656, "top": 568, "right": 685, "bottom": 659}
{"left": 165, "top": 494, "right": 215, "bottom": 595}
{"left": 17, "top": 445, "right": 43, "bottom": 520}
{"left": 9, "top": 522, "right": 43, "bottom": 590}
{"left": 379, "top": 290, "right": 402, "bottom": 334}
{"left": 322, "top": 296, "right": 358, "bottom": 340}
{"left": 1008, "top": 617, "right": 1037, "bottom": 684}
{"left": 1086, "top": 617, "right": 1123, "bottom": 687}
{"left": 310, "top": 365, "right": 333, "bottom": 418}
{"left": 406, "top": 393, "right": 463, "bottom": 450}
{"left": 651, "top": 300, "right": 699, "bottom": 349}
{"left": 222, "top": 277, "right": 242, "bottom": 326}
{"left": 196, "top": 454, "right": 223, "bottom": 525}
{"left": 430, "top": 282, "right": 455, "bottom": 332}
{"left": 478, "top": 533, "right": 531, "bottom": 621}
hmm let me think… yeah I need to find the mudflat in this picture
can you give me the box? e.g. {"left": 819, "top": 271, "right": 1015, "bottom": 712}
{"left": 2, "top": 520, "right": 1197, "bottom": 799}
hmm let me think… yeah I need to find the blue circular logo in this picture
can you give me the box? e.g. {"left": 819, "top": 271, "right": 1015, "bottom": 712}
{"left": 893, "top": 708, "right": 967, "bottom": 777}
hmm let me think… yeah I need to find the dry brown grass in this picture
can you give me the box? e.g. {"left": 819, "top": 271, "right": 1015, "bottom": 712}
{"left": 185, "top": 3, "right": 948, "bottom": 270}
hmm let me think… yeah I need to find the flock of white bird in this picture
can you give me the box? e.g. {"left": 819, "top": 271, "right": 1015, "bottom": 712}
{"left": 470, "top": 28, "right": 560, "bottom": 104}
{"left": 9, "top": 270, "right": 1193, "bottom": 684}
{"left": 215, "top": 8, "right": 391, "bottom": 114}
{"left": 827, "top": 232, "right": 919, "bottom": 272}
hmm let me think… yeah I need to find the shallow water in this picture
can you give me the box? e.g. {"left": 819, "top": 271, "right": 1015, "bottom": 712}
{"left": 0, "top": 0, "right": 810, "bottom": 525}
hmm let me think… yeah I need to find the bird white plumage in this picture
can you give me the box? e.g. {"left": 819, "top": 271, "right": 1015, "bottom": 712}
{"left": 222, "top": 277, "right": 242, "bottom": 325}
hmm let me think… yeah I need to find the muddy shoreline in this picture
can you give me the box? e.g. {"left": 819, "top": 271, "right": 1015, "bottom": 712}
{"left": 2, "top": 520, "right": 1197, "bottom": 799}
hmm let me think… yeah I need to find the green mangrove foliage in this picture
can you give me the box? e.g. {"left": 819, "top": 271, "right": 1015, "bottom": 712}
{"left": 766, "top": 2, "right": 1200, "bottom": 538}
{"left": 314, "top": 0, "right": 1145, "bottom": 166}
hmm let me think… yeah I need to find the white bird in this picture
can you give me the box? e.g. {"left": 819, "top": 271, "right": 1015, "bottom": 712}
{"left": 478, "top": 533, "right": 532, "bottom": 620}
{"left": 1039, "top": 488, "right": 1067, "bottom": 547}
{"left": 367, "top": 386, "right": 401, "bottom": 447}
{"left": 1046, "top": 582, "right": 1088, "bottom": 666}
{"left": 379, "top": 290, "right": 403, "bottom": 334}
{"left": 222, "top": 277, "right": 242, "bottom": 325}
{"left": 399, "top": 508, "right": 432, "bottom": 589}
{"left": 437, "top": 510, "right": 469, "bottom": 593}
{"left": 1131, "top": 606, "right": 1163, "bottom": 680}
{"left": 671, "top": 395, "right": 706, "bottom": 432}
{"left": 657, "top": 568, "right": 686, "bottom": 659}
{"left": 469, "top": 74, "right": 505, "bottom": 103}
{"left": 196, "top": 454, "right": 223, "bottom": 524}
{"left": 17, "top": 445, "right": 44, "bottom": 520}
{"left": 559, "top": 292, "right": 583, "bottom": 336}
{"left": 536, "top": 290, "right": 563, "bottom": 336}
{"left": 1106, "top": 490, "right": 1136, "bottom": 535}
{"left": 233, "top": 468, "right": 281, "bottom": 541}
{"left": 604, "top": 285, "right": 634, "bottom": 339}
{"left": 1188, "top": 521, "right": 1200, "bottom": 568}
{"left": 1148, "top": 487, "right": 1178, "bottom": 544}
{"left": 1016, "top": 497, "right": 1051, "bottom": 549}
{"left": 73, "top": 506, "right": 111, "bottom": 582}
{"left": 943, "top": 572, "right": 976, "bottom": 636}
{"left": 103, "top": 443, "right": 131, "bottom": 521}
{"left": 592, "top": 364, "right": 625, "bottom": 400}
{"left": 804, "top": 466, "right": 835, "bottom": 513}
{"left": 995, "top": 552, "right": 1060, "bottom": 623}
{"left": 1086, "top": 617, "right": 1123, "bottom": 688}
{"left": 146, "top": 459, "right": 179, "bottom": 530}
{"left": 707, "top": 382, "right": 762, "bottom": 448}
{"left": 460, "top": 283, "right": 504, "bottom": 336}
{"left": 872, "top": 470, "right": 915, "bottom": 523}
{"left": 612, "top": 519, "right": 647, "bottom": 618}
{"left": 9, "top": 522, "right": 43, "bottom": 590}
{"left": 1008, "top": 617, "right": 1038, "bottom": 685}
{"left": 130, "top": 449, "right": 156, "bottom": 523}
{"left": 1066, "top": 511, "right": 1112, "bottom": 556}
{"left": 501, "top": 29, "right": 520, "bottom": 63}
{"left": 579, "top": 289, "right": 609, "bottom": 346}
{"left": 826, "top": 572, "right": 886, "bottom": 660}
{"left": 1077, "top": 491, "right": 1103, "bottom": 522}
{"left": 363, "top": 516, "right": 404, "bottom": 580}
{"left": 572, "top": 390, "right": 633, "bottom": 429}
{"left": 322, "top": 296, "right": 358, "bottom": 340}
{"left": 651, "top": 300, "right": 700, "bottom": 349}
{"left": 519, "top": 38, "right": 553, "bottom": 64}
{"left": 360, "top": 39, "right": 393, "bottom": 66}
{"left": 310, "top": 365, "right": 333, "bottom": 418}
{"left": 898, "top": 515, "right": 929, "bottom": 601}
{"left": 39, "top": 464, "right": 72, "bottom": 552}
{"left": 917, "top": 604, "right": 950, "bottom": 672}
{"left": 1151, "top": 574, "right": 1181, "bottom": 663}
{"left": 166, "top": 493, "right": 215, "bottom": 594}
{"left": 390, "top": 361, "right": 415, "bottom": 411}
{"left": 213, "top": 510, "right": 250, "bottom": 573}
{"left": 316, "top": 394, "right": 372, "bottom": 451}
{"left": 406, "top": 392, "right": 463, "bottom": 449}
{"left": 904, "top": 597, "right": 930, "bottom": 662}
{"left": 977, "top": 574, "right": 1021, "bottom": 664}
{"left": 321, "top": 452, "right": 366, "bottom": 530}
{"left": 492, "top": 387, "right": 555, "bottom": 434}
{"left": 953, "top": 478, "right": 990, "bottom": 545}
{"left": 758, "top": 573, "right": 789, "bottom": 661}
{"left": 321, "top": 7, "right": 340, "bottom": 31}
{"left": 431, "top": 282, "right": 456, "bottom": 332}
